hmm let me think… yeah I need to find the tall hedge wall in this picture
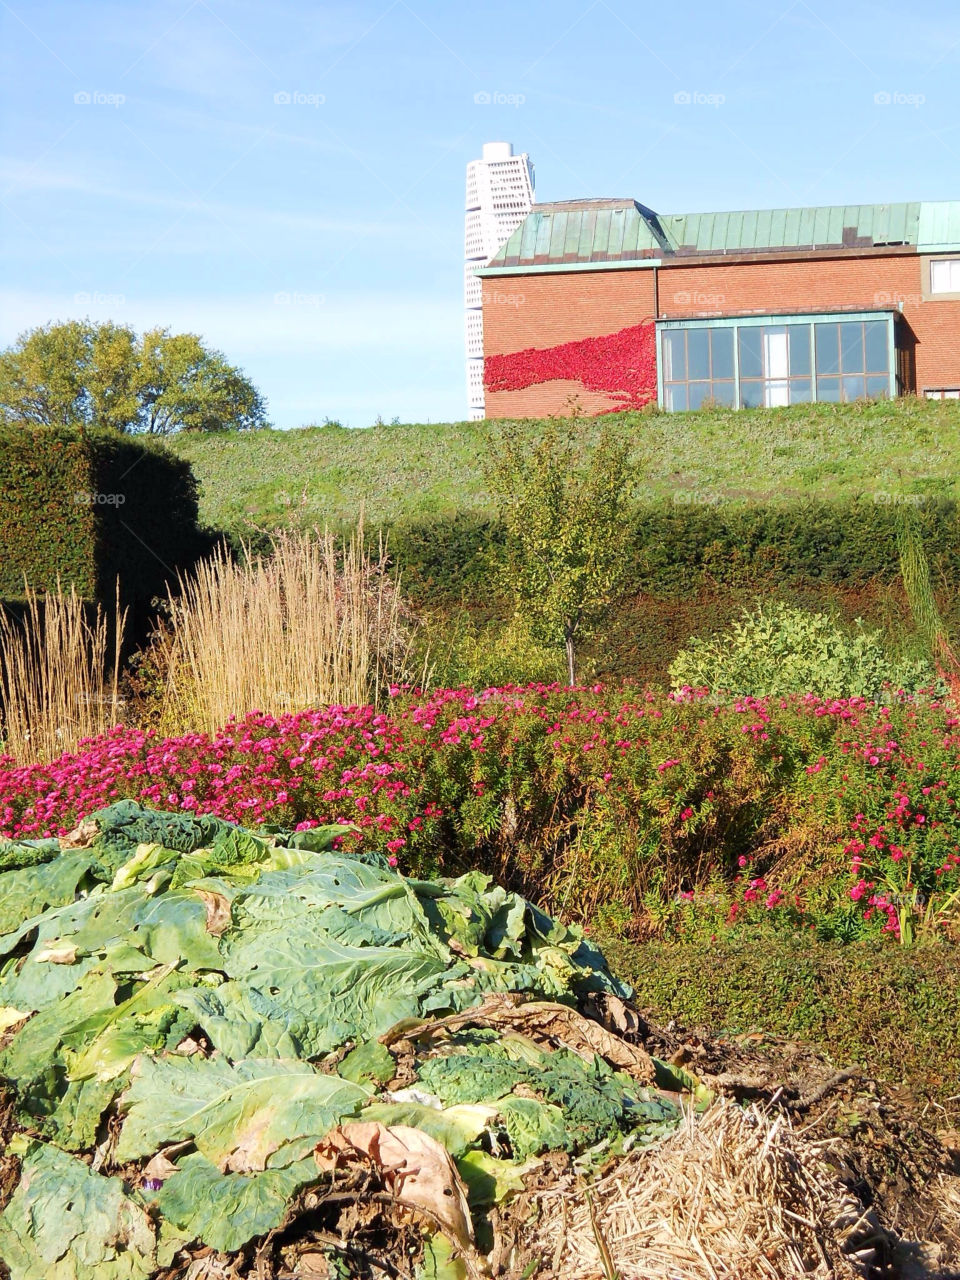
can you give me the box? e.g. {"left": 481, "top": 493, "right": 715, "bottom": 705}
{"left": 386, "top": 497, "right": 960, "bottom": 603}
{"left": 0, "top": 424, "right": 214, "bottom": 604}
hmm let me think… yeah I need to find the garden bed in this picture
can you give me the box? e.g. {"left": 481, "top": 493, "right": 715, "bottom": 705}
{"left": 3, "top": 685, "right": 959, "bottom": 945}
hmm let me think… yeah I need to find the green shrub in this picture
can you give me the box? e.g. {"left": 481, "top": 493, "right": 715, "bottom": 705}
{"left": 0, "top": 423, "right": 213, "bottom": 604}
{"left": 669, "top": 601, "right": 936, "bottom": 698}
{"left": 423, "top": 610, "right": 566, "bottom": 689}
{"left": 604, "top": 934, "right": 960, "bottom": 1114}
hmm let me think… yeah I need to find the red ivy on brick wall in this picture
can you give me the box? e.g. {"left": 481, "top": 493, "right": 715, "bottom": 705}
{"left": 484, "top": 320, "right": 657, "bottom": 411}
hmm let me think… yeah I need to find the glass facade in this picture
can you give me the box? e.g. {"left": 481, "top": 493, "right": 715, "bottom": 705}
{"left": 661, "top": 327, "right": 735, "bottom": 410}
{"left": 659, "top": 313, "right": 896, "bottom": 412}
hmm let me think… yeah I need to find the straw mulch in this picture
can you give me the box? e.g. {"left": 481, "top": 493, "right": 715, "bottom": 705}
{"left": 528, "top": 1098, "right": 883, "bottom": 1280}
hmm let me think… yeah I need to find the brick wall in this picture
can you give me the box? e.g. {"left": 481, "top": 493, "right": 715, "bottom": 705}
{"left": 483, "top": 271, "right": 657, "bottom": 416}
{"left": 482, "top": 250, "right": 960, "bottom": 416}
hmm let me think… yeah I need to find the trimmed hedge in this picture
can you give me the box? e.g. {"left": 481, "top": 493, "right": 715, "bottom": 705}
{"left": 388, "top": 497, "right": 960, "bottom": 604}
{"left": 0, "top": 424, "right": 214, "bottom": 604}
{"left": 605, "top": 935, "right": 960, "bottom": 1114}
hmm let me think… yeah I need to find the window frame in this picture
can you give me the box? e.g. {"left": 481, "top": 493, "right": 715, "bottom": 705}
{"left": 657, "top": 311, "right": 898, "bottom": 411}
{"left": 923, "top": 256, "right": 960, "bottom": 301}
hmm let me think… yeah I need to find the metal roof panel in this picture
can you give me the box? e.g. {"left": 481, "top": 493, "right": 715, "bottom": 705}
{"left": 918, "top": 201, "right": 960, "bottom": 249}
{"left": 533, "top": 214, "right": 554, "bottom": 258}
{"left": 548, "top": 211, "right": 568, "bottom": 259}
{"left": 482, "top": 198, "right": 960, "bottom": 270}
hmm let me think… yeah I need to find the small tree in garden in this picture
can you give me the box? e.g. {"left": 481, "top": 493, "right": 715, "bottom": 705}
{"left": 487, "top": 421, "right": 634, "bottom": 686}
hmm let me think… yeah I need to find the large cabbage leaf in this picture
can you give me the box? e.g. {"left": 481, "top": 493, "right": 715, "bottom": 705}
{"left": 0, "top": 1140, "right": 156, "bottom": 1280}
{"left": 0, "top": 801, "right": 666, "bottom": 1276}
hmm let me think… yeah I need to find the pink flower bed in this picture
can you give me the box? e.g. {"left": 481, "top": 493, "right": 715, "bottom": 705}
{"left": 3, "top": 684, "right": 960, "bottom": 941}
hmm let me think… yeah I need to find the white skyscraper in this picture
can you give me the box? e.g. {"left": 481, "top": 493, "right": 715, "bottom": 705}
{"left": 464, "top": 142, "right": 535, "bottom": 419}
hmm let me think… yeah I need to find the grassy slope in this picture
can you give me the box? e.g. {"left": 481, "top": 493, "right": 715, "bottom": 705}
{"left": 171, "top": 398, "right": 960, "bottom": 535}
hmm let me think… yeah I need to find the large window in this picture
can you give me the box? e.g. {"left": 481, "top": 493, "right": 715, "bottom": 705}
{"left": 739, "top": 325, "right": 812, "bottom": 407}
{"left": 659, "top": 313, "right": 896, "bottom": 412}
{"left": 813, "top": 320, "right": 891, "bottom": 403}
{"left": 661, "top": 327, "right": 735, "bottom": 410}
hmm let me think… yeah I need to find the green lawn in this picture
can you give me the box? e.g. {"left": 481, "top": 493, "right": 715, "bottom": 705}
{"left": 170, "top": 398, "right": 960, "bottom": 535}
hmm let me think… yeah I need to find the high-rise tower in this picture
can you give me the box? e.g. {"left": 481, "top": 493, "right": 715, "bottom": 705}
{"left": 464, "top": 142, "right": 535, "bottom": 419}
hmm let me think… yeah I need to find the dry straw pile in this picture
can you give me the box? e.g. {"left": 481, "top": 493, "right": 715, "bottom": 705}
{"left": 530, "top": 1099, "right": 880, "bottom": 1280}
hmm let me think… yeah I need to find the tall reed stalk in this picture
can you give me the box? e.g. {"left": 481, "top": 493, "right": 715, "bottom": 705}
{"left": 0, "top": 582, "right": 127, "bottom": 763}
{"left": 159, "top": 525, "right": 421, "bottom": 734}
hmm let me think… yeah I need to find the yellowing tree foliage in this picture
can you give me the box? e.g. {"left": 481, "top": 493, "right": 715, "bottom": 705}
{"left": 0, "top": 321, "right": 267, "bottom": 434}
{"left": 487, "top": 422, "right": 634, "bottom": 686}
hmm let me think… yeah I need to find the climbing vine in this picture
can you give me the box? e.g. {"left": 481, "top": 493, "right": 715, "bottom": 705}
{"left": 484, "top": 321, "right": 658, "bottom": 411}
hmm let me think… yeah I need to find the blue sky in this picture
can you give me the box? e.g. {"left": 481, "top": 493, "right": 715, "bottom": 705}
{"left": 2, "top": 0, "right": 959, "bottom": 428}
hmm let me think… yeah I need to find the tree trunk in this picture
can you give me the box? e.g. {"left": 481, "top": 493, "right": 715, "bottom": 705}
{"left": 565, "top": 633, "right": 576, "bottom": 687}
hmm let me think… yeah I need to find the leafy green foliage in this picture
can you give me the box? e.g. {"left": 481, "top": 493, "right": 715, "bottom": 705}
{"left": 423, "top": 609, "right": 566, "bottom": 690}
{"left": 487, "top": 422, "right": 634, "bottom": 683}
{"left": 0, "top": 424, "right": 212, "bottom": 603}
{"left": 669, "top": 602, "right": 936, "bottom": 698}
{"left": 418, "top": 1037, "right": 677, "bottom": 1156}
{"left": 0, "top": 321, "right": 267, "bottom": 434}
{"left": 0, "top": 802, "right": 678, "bottom": 1273}
{"left": 0, "top": 1140, "right": 156, "bottom": 1279}
{"left": 897, "top": 499, "right": 960, "bottom": 686}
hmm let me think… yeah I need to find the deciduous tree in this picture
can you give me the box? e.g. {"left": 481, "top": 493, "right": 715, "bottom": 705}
{"left": 487, "top": 422, "right": 634, "bottom": 685}
{"left": 0, "top": 321, "right": 267, "bottom": 434}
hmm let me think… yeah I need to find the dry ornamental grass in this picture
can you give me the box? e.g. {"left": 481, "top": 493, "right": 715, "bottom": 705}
{"left": 157, "top": 525, "right": 422, "bottom": 733}
{"left": 0, "top": 581, "right": 126, "bottom": 763}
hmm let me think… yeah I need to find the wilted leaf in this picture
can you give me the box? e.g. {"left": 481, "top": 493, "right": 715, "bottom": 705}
{"left": 0, "top": 1140, "right": 155, "bottom": 1279}
{"left": 314, "top": 1122, "right": 474, "bottom": 1249}
{"left": 142, "top": 1151, "right": 179, "bottom": 1184}
{"left": 455, "top": 1150, "right": 534, "bottom": 1207}
{"left": 340, "top": 1037, "right": 396, "bottom": 1086}
{"left": 196, "top": 888, "right": 232, "bottom": 935}
{"left": 110, "top": 843, "right": 179, "bottom": 892}
{"left": 498, "top": 1096, "right": 567, "bottom": 1159}
{"left": 0, "top": 1005, "right": 28, "bottom": 1031}
{"left": 360, "top": 1101, "right": 496, "bottom": 1157}
{"left": 34, "top": 943, "right": 78, "bottom": 964}
{"left": 153, "top": 1153, "right": 317, "bottom": 1253}
{"left": 117, "top": 1055, "right": 370, "bottom": 1171}
{"left": 419, "top": 1232, "right": 470, "bottom": 1280}
{"left": 0, "top": 853, "right": 95, "bottom": 935}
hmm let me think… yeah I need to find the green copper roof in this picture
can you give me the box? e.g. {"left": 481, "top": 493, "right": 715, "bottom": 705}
{"left": 490, "top": 200, "right": 664, "bottom": 269}
{"left": 482, "top": 198, "right": 960, "bottom": 273}
{"left": 660, "top": 202, "right": 921, "bottom": 253}
{"left": 918, "top": 201, "right": 960, "bottom": 250}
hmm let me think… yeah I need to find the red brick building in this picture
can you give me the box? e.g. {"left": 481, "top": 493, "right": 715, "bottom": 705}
{"left": 476, "top": 198, "right": 960, "bottom": 417}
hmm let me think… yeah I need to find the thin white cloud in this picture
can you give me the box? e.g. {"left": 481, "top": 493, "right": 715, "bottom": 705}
{"left": 0, "top": 289, "right": 459, "bottom": 357}
{"left": 0, "top": 158, "right": 405, "bottom": 238}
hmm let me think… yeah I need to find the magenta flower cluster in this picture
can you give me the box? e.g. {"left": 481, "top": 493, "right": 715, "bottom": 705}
{"left": 3, "top": 683, "right": 959, "bottom": 941}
